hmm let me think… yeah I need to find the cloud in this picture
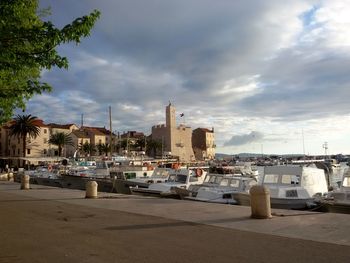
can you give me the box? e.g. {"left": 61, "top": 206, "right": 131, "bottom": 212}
{"left": 23, "top": 0, "right": 350, "bottom": 155}
{"left": 224, "top": 131, "right": 264, "bottom": 146}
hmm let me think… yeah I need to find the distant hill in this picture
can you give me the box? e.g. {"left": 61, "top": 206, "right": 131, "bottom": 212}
{"left": 215, "top": 153, "right": 306, "bottom": 159}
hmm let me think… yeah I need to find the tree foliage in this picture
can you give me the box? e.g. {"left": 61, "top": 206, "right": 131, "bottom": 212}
{"left": 0, "top": 0, "right": 100, "bottom": 124}
{"left": 97, "top": 143, "right": 110, "bottom": 156}
{"left": 48, "top": 132, "right": 74, "bottom": 157}
{"left": 80, "top": 141, "right": 95, "bottom": 157}
{"left": 146, "top": 138, "right": 163, "bottom": 158}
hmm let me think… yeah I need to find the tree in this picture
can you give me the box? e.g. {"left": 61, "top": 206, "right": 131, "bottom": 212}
{"left": 146, "top": 138, "right": 163, "bottom": 158}
{"left": 81, "top": 142, "right": 95, "bottom": 157}
{"left": 135, "top": 137, "right": 146, "bottom": 151}
{"left": 97, "top": 143, "right": 110, "bottom": 156}
{"left": 0, "top": 0, "right": 100, "bottom": 124}
{"left": 8, "top": 114, "right": 40, "bottom": 158}
{"left": 48, "top": 132, "right": 74, "bottom": 157}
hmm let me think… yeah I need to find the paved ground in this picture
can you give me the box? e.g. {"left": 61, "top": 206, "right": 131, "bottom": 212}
{"left": 0, "top": 181, "right": 350, "bottom": 263}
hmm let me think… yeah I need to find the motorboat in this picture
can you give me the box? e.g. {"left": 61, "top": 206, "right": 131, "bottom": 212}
{"left": 184, "top": 174, "right": 258, "bottom": 204}
{"left": 317, "top": 168, "right": 350, "bottom": 213}
{"left": 130, "top": 167, "right": 207, "bottom": 198}
{"left": 234, "top": 165, "right": 328, "bottom": 209}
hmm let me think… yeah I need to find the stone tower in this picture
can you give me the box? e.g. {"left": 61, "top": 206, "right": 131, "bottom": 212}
{"left": 166, "top": 102, "right": 176, "bottom": 128}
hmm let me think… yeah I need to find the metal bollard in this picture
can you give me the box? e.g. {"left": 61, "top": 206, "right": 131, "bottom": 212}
{"left": 20, "top": 174, "right": 30, "bottom": 190}
{"left": 85, "top": 181, "right": 98, "bottom": 198}
{"left": 250, "top": 185, "right": 272, "bottom": 219}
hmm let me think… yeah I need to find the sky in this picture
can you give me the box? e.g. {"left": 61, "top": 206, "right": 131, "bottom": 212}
{"left": 22, "top": 0, "right": 350, "bottom": 155}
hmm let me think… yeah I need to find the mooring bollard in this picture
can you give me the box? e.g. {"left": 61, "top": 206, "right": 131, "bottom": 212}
{"left": 20, "top": 174, "right": 30, "bottom": 190}
{"left": 250, "top": 185, "right": 271, "bottom": 219}
{"left": 8, "top": 172, "right": 14, "bottom": 182}
{"left": 85, "top": 181, "right": 98, "bottom": 198}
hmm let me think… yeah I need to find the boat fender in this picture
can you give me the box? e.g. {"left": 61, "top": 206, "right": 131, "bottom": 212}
{"left": 196, "top": 168, "right": 203, "bottom": 177}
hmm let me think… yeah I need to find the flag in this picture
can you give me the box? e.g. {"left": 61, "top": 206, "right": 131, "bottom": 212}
{"left": 180, "top": 113, "right": 184, "bottom": 117}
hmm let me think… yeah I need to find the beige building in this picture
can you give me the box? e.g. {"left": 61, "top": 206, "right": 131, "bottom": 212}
{"left": 69, "top": 130, "right": 91, "bottom": 157}
{"left": 47, "top": 123, "right": 79, "bottom": 157}
{"left": 192, "top": 128, "right": 215, "bottom": 160}
{"left": 0, "top": 119, "right": 51, "bottom": 167}
{"left": 151, "top": 103, "right": 195, "bottom": 162}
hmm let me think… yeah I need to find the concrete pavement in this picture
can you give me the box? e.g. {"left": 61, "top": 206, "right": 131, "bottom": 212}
{"left": 1, "top": 181, "right": 350, "bottom": 262}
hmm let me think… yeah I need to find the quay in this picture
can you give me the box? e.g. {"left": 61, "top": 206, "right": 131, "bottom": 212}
{"left": 0, "top": 181, "right": 350, "bottom": 263}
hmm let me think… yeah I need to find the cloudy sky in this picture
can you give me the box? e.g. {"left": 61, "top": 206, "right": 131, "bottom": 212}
{"left": 23, "top": 0, "right": 350, "bottom": 155}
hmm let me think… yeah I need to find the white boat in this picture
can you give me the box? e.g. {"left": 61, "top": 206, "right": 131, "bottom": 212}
{"left": 318, "top": 168, "right": 350, "bottom": 213}
{"left": 234, "top": 165, "right": 328, "bottom": 209}
{"left": 130, "top": 168, "right": 207, "bottom": 198}
{"left": 184, "top": 174, "right": 258, "bottom": 204}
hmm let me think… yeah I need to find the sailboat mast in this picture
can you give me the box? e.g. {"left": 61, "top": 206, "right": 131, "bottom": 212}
{"left": 109, "top": 106, "right": 113, "bottom": 157}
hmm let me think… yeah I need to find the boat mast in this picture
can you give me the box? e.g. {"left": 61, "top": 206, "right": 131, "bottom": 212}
{"left": 109, "top": 106, "right": 113, "bottom": 157}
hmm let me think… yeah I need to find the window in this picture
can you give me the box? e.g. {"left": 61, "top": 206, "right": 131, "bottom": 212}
{"left": 264, "top": 174, "right": 279, "bottom": 184}
{"left": 44, "top": 129, "right": 47, "bottom": 134}
{"left": 219, "top": 178, "right": 229, "bottom": 186}
{"left": 229, "top": 179, "right": 240, "bottom": 188}
{"left": 343, "top": 177, "right": 350, "bottom": 187}
{"left": 43, "top": 149, "right": 47, "bottom": 154}
{"left": 279, "top": 174, "right": 300, "bottom": 185}
{"left": 27, "top": 149, "right": 31, "bottom": 155}
{"left": 189, "top": 176, "right": 198, "bottom": 182}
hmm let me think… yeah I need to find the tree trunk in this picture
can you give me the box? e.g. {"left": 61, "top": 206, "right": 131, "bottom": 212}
{"left": 22, "top": 134, "right": 26, "bottom": 168}
{"left": 22, "top": 135, "right": 26, "bottom": 157}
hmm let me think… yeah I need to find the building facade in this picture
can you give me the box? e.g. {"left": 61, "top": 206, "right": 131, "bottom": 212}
{"left": 47, "top": 123, "right": 79, "bottom": 157}
{"left": 192, "top": 128, "right": 215, "bottom": 160}
{"left": 0, "top": 119, "right": 51, "bottom": 167}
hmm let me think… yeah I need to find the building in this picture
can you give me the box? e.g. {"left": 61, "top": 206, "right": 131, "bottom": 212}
{"left": 69, "top": 130, "right": 91, "bottom": 157}
{"left": 151, "top": 103, "right": 195, "bottom": 162}
{"left": 47, "top": 123, "right": 79, "bottom": 157}
{"left": 0, "top": 119, "right": 51, "bottom": 167}
{"left": 192, "top": 128, "right": 215, "bottom": 160}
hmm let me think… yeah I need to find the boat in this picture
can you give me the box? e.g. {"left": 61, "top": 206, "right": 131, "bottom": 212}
{"left": 234, "top": 165, "right": 328, "bottom": 209}
{"left": 130, "top": 167, "right": 207, "bottom": 198}
{"left": 184, "top": 174, "right": 258, "bottom": 204}
{"left": 27, "top": 165, "right": 64, "bottom": 187}
{"left": 317, "top": 168, "right": 350, "bottom": 213}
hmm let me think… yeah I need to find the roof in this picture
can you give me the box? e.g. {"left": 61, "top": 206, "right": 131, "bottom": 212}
{"left": 121, "top": 131, "right": 145, "bottom": 138}
{"left": 71, "top": 130, "right": 90, "bottom": 138}
{"left": 3, "top": 119, "right": 48, "bottom": 128}
{"left": 47, "top": 123, "right": 77, "bottom": 129}
{"left": 194, "top": 128, "right": 214, "bottom": 133}
{"left": 82, "top": 126, "right": 114, "bottom": 136}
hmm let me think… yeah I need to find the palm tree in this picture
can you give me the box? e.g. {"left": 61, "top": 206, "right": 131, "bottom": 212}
{"left": 48, "top": 132, "right": 74, "bottom": 157}
{"left": 81, "top": 142, "right": 96, "bottom": 157}
{"left": 9, "top": 114, "right": 40, "bottom": 159}
{"left": 97, "top": 143, "right": 110, "bottom": 156}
